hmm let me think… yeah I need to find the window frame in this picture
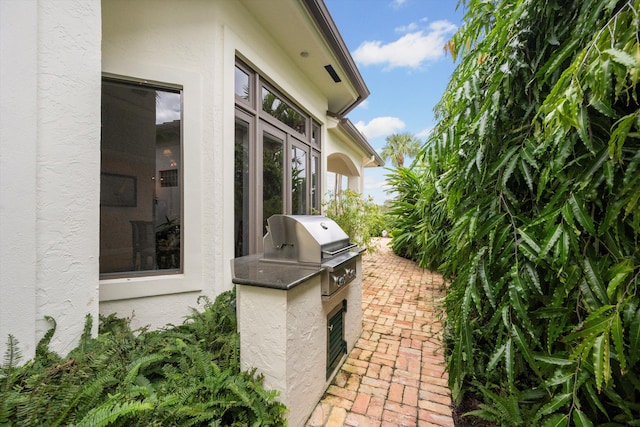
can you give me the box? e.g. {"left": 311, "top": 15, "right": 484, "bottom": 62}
{"left": 100, "top": 76, "right": 184, "bottom": 279}
{"left": 99, "top": 71, "right": 202, "bottom": 302}
{"left": 234, "top": 59, "right": 322, "bottom": 255}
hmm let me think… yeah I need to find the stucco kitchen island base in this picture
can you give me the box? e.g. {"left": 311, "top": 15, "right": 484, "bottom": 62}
{"left": 233, "top": 257, "right": 363, "bottom": 427}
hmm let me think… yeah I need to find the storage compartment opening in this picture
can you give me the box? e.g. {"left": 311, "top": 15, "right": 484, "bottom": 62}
{"left": 327, "top": 299, "right": 347, "bottom": 379}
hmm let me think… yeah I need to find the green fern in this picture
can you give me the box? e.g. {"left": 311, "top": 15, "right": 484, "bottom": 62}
{"left": 70, "top": 399, "right": 153, "bottom": 427}
{"left": 0, "top": 289, "right": 287, "bottom": 427}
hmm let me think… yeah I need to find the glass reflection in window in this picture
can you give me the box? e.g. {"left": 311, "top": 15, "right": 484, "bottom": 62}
{"left": 261, "top": 87, "right": 306, "bottom": 136}
{"left": 263, "top": 132, "right": 284, "bottom": 233}
{"left": 291, "top": 146, "right": 307, "bottom": 214}
{"left": 100, "top": 80, "right": 181, "bottom": 276}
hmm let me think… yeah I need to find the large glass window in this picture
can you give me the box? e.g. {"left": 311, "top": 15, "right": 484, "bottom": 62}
{"left": 261, "top": 86, "right": 306, "bottom": 136}
{"left": 291, "top": 144, "right": 307, "bottom": 214}
{"left": 234, "top": 60, "right": 321, "bottom": 255}
{"left": 234, "top": 115, "right": 251, "bottom": 257}
{"left": 311, "top": 152, "right": 320, "bottom": 213}
{"left": 262, "top": 131, "right": 285, "bottom": 234}
{"left": 100, "top": 78, "right": 182, "bottom": 276}
{"left": 234, "top": 65, "right": 251, "bottom": 102}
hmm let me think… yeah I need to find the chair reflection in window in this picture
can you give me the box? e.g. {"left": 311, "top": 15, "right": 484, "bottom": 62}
{"left": 130, "top": 220, "right": 156, "bottom": 270}
{"left": 155, "top": 216, "right": 180, "bottom": 269}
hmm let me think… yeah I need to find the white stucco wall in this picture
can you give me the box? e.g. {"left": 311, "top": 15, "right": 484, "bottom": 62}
{"left": 100, "top": 0, "right": 332, "bottom": 330}
{"left": 1, "top": 0, "right": 363, "bottom": 359}
{"left": 325, "top": 119, "right": 368, "bottom": 196}
{"left": 0, "top": 0, "right": 102, "bottom": 358}
{"left": 237, "top": 266, "right": 363, "bottom": 427}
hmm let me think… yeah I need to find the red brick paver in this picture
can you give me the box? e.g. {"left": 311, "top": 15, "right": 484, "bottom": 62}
{"left": 307, "top": 238, "right": 453, "bottom": 427}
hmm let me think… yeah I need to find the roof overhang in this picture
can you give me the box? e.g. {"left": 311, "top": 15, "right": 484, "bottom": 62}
{"left": 237, "top": 0, "right": 370, "bottom": 117}
{"left": 331, "top": 118, "right": 384, "bottom": 168}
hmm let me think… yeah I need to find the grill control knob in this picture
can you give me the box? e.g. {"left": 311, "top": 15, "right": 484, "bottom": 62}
{"left": 345, "top": 268, "right": 355, "bottom": 278}
{"left": 338, "top": 276, "right": 346, "bottom": 286}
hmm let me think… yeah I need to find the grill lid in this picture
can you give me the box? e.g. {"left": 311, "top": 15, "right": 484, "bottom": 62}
{"left": 263, "top": 215, "right": 352, "bottom": 264}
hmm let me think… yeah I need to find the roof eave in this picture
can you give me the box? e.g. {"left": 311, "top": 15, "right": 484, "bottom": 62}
{"left": 338, "top": 118, "right": 384, "bottom": 167}
{"left": 301, "top": 0, "right": 370, "bottom": 117}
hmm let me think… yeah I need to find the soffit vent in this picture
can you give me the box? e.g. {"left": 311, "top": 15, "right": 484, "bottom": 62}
{"left": 324, "top": 64, "right": 342, "bottom": 83}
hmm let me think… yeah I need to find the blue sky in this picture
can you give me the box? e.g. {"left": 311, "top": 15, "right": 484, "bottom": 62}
{"left": 325, "top": 0, "right": 465, "bottom": 204}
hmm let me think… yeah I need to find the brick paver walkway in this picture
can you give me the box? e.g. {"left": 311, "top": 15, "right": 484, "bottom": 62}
{"left": 306, "top": 238, "right": 454, "bottom": 427}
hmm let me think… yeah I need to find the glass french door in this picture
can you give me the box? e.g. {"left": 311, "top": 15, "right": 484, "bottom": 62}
{"left": 234, "top": 115, "right": 314, "bottom": 256}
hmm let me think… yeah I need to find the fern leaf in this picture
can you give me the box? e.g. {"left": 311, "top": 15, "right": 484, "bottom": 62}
{"left": 71, "top": 400, "right": 153, "bottom": 427}
{"left": 124, "top": 354, "right": 166, "bottom": 384}
{"left": 50, "top": 372, "right": 118, "bottom": 427}
{"left": 1, "top": 335, "right": 22, "bottom": 377}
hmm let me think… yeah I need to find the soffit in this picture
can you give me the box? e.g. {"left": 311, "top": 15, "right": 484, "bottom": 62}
{"left": 237, "top": 0, "right": 367, "bottom": 117}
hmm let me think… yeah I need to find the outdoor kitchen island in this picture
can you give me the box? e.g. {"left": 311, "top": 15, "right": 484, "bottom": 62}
{"left": 231, "top": 215, "right": 364, "bottom": 427}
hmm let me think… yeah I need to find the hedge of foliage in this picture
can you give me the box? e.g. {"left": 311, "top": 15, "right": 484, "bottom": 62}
{"left": 0, "top": 291, "right": 287, "bottom": 426}
{"left": 389, "top": 0, "right": 640, "bottom": 425}
{"left": 324, "top": 188, "right": 387, "bottom": 252}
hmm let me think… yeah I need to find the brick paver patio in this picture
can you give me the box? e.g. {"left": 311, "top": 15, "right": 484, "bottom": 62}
{"left": 306, "top": 238, "right": 454, "bottom": 427}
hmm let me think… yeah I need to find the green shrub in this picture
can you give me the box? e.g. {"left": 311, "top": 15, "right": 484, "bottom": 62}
{"left": 390, "top": 0, "right": 640, "bottom": 425}
{"left": 323, "top": 189, "right": 387, "bottom": 253}
{"left": 386, "top": 165, "right": 451, "bottom": 271}
{"left": 0, "top": 289, "right": 287, "bottom": 426}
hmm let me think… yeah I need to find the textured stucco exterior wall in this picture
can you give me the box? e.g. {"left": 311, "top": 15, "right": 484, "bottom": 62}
{"left": 0, "top": 0, "right": 102, "bottom": 358}
{"left": 1, "top": 0, "right": 362, "bottom": 361}
{"left": 325, "top": 118, "right": 367, "bottom": 195}
{"left": 0, "top": 0, "right": 39, "bottom": 359}
{"left": 237, "top": 266, "right": 363, "bottom": 427}
{"left": 100, "top": 0, "right": 330, "bottom": 329}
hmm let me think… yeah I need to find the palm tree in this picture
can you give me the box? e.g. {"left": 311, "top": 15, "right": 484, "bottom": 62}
{"left": 380, "top": 132, "right": 421, "bottom": 168}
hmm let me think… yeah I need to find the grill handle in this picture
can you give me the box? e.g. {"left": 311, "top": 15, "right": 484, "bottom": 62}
{"left": 322, "top": 243, "right": 358, "bottom": 258}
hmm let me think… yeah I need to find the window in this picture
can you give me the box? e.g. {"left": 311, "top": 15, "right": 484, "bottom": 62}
{"left": 261, "top": 86, "right": 306, "bottom": 136}
{"left": 234, "top": 59, "right": 321, "bottom": 256}
{"left": 160, "top": 169, "right": 178, "bottom": 187}
{"left": 291, "top": 144, "right": 307, "bottom": 214}
{"left": 234, "top": 65, "right": 251, "bottom": 102}
{"left": 311, "top": 152, "right": 320, "bottom": 213}
{"left": 100, "top": 78, "right": 182, "bottom": 276}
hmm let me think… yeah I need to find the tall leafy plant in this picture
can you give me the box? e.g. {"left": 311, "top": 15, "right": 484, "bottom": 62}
{"left": 390, "top": 0, "right": 640, "bottom": 425}
{"left": 324, "top": 189, "right": 386, "bottom": 253}
{"left": 386, "top": 165, "right": 451, "bottom": 271}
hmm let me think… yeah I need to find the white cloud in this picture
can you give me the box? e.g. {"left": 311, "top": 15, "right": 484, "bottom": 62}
{"left": 390, "top": 0, "right": 408, "bottom": 8}
{"left": 395, "top": 22, "right": 419, "bottom": 33}
{"left": 364, "top": 176, "right": 389, "bottom": 191}
{"left": 353, "top": 20, "right": 457, "bottom": 70}
{"left": 156, "top": 91, "right": 181, "bottom": 124}
{"left": 354, "top": 116, "right": 405, "bottom": 139}
{"left": 415, "top": 127, "right": 433, "bottom": 139}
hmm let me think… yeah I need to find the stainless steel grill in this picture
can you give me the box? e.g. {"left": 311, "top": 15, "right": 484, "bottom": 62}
{"left": 263, "top": 214, "right": 363, "bottom": 297}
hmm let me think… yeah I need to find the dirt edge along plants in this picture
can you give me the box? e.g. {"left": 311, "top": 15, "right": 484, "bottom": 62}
{"left": 0, "top": 289, "right": 288, "bottom": 426}
{"left": 388, "top": 0, "right": 640, "bottom": 425}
